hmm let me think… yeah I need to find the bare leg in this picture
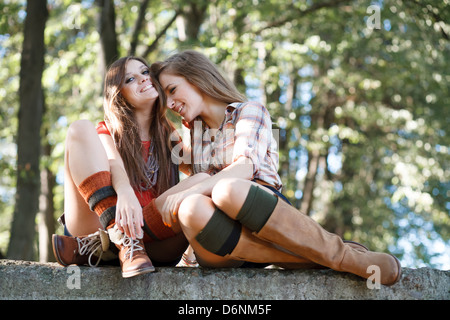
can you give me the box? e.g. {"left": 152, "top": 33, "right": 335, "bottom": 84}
{"left": 64, "top": 120, "right": 109, "bottom": 236}
{"left": 137, "top": 173, "right": 210, "bottom": 261}
{"left": 182, "top": 244, "right": 197, "bottom": 265}
{"left": 154, "top": 172, "right": 210, "bottom": 209}
{"left": 211, "top": 178, "right": 269, "bottom": 219}
{"left": 154, "top": 172, "right": 210, "bottom": 233}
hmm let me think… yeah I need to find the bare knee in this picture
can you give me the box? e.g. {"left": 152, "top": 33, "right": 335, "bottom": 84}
{"left": 211, "top": 178, "right": 246, "bottom": 208}
{"left": 178, "top": 194, "right": 214, "bottom": 232}
{"left": 67, "top": 120, "right": 97, "bottom": 144}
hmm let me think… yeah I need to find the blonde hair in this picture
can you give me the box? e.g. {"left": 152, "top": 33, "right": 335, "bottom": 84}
{"left": 103, "top": 56, "right": 176, "bottom": 196}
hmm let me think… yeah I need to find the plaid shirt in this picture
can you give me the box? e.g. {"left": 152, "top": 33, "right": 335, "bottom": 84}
{"left": 190, "top": 101, "right": 282, "bottom": 190}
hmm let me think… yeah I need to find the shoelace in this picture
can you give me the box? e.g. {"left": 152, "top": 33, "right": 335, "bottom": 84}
{"left": 122, "top": 235, "right": 144, "bottom": 261}
{"left": 77, "top": 233, "right": 103, "bottom": 267}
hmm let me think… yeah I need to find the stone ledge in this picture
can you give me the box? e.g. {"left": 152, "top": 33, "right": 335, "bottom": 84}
{"left": 0, "top": 259, "right": 448, "bottom": 300}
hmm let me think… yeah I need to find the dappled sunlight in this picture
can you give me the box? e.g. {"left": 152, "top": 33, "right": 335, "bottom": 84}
{"left": 0, "top": 0, "right": 448, "bottom": 268}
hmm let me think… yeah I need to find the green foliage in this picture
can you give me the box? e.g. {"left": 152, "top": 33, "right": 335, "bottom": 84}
{"left": 0, "top": 0, "right": 448, "bottom": 268}
{"left": 0, "top": 1, "right": 25, "bottom": 253}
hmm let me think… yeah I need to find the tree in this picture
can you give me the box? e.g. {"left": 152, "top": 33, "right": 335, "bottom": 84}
{"left": 7, "top": 0, "right": 48, "bottom": 260}
{"left": 96, "top": 0, "right": 119, "bottom": 70}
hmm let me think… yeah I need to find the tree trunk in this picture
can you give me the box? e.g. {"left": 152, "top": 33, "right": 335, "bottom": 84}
{"left": 38, "top": 142, "right": 56, "bottom": 263}
{"left": 96, "top": 0, "right": 118, "bottom": 70}
{"left": 129, "top": 0, "right": 150, "bottom": 56}
{"left": 142, "top": 10, "right": 179, "bottom": 59}
{"left": 180, "top": 2, "right": 208, "bottom": 43}
{"left": 300, "top": 149, "right": 320, "bottom": 216}
{"left": 7, "top": 0, "right": 48, "bottom": 260}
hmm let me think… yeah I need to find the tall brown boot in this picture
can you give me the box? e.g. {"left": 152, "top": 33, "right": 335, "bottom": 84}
{"left": 224, "top": 227, "right": 323, "bottom": 269}
{"left": 237, "top": 186, "right": 402, "bottom": 286}
{"left": 226, "top": 228, "right": 369, "bottom": 269}
{"left": 194, "top": 207, "right": 369, "bottom": 269}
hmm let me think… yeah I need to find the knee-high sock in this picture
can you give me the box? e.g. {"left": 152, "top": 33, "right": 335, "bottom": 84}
{"left": 77, "top": 171, "right": 117, "bottom": 229}
{"left": 141, "top": 199, "right": 176, "bottom": 243}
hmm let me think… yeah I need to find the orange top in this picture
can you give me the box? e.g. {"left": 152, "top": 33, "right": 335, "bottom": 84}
{"left": 96, "top": 121, "right": 155, "bottom": 207}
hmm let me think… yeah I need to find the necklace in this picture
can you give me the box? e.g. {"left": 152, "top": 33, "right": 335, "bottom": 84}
{"left": 140, "top": 142, "right": 159, "bottom": 191}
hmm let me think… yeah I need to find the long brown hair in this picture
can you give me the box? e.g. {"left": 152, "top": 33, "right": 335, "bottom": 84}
{"left": 152, "top": 50, "right": 246, "bottom": 106}
{"left": 103, "top": 56, "right": 176, "bottom": 196}
{"left": 152, "top": 50, "right": 247, "bottom": 173}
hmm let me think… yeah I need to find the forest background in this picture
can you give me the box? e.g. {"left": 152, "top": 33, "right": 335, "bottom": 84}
{"left": 0, "top": 0, "right": 448, "bottom": 269}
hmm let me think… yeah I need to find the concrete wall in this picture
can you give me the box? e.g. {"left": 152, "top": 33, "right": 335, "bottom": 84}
{"left": 0, "top": 259, "right": 448, "bottom": 300}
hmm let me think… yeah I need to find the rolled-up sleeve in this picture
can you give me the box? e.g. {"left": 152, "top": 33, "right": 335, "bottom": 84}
{"left": 232, "top": 102, "right": 273, "bottom": 176}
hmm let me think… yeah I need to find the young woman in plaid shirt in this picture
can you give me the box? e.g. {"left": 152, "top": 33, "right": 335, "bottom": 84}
{"left": 152, "top": 50, "right": 401, "bottom": 285}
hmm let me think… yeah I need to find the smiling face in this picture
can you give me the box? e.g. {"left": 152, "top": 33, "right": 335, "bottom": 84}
{"left": 120, "top": 59, "right": 159, "bottom": 110}
{"left": 159, "top": 73, "right": 205, "bottom": 123}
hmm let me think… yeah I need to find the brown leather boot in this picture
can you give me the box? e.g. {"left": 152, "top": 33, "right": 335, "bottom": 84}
{"left": 108, "top": 225, "right": 155, "bottom": 278}
{"left": 52, "top": 229, "right": 113, "bottom": 267}
{"left": 254, "top": 198, "right": 402, "bottom": 285}
{"left": 224, "top": 227, "right": 322, "bottom": 269}
{"left": 344, "top": 240, "right": 369, "bottom": 252}
{"left": 226, "top": 228, "right": 369, "bottom": 269}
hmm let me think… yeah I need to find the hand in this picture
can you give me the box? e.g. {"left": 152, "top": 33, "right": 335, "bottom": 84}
{"left": 160, "top": 189, "right": 196, "bottom": 228}
{"left": 115, "top": 188, "right": 144, "bottom": 239}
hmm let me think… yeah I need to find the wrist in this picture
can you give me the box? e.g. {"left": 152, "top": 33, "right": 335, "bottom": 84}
{"left": 115, "top": 183, "right": 135, "bottom": 196}
{"left": 188, "top": 181, "right": 211, "bottom": 196}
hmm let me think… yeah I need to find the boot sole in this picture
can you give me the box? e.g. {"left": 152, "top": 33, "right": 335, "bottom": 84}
{"left": 122, "top": 266, "right": 155, "bottom": 278}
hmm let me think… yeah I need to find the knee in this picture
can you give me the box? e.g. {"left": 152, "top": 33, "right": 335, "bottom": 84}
{"left": 178, "top": 194, "right": 213, "bottom": 231}
{"left": 67, "top": 120, "right": 96, "bottom": 143}
{"left": 211, "top": 178, "right": 243, "bottom": 208}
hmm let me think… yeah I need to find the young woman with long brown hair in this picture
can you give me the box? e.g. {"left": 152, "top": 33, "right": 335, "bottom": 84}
{"left": 152, "top": 50, "right": 402, "bottom": 286}
{"left": 52, "top": 56, "right": 207, "bottom": 278}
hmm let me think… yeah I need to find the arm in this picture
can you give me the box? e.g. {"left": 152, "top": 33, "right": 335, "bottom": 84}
{"left": 98, "top": 133, "right": 144, "bottom": 239}
{"left": 160, "top": 156, "right": 253, "bottom": 226}
{"left": 184, "top": 156, "right": 253, "bottom": 196}
{"left": 160, "top": 102, "right": 273, "bottom": 226}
